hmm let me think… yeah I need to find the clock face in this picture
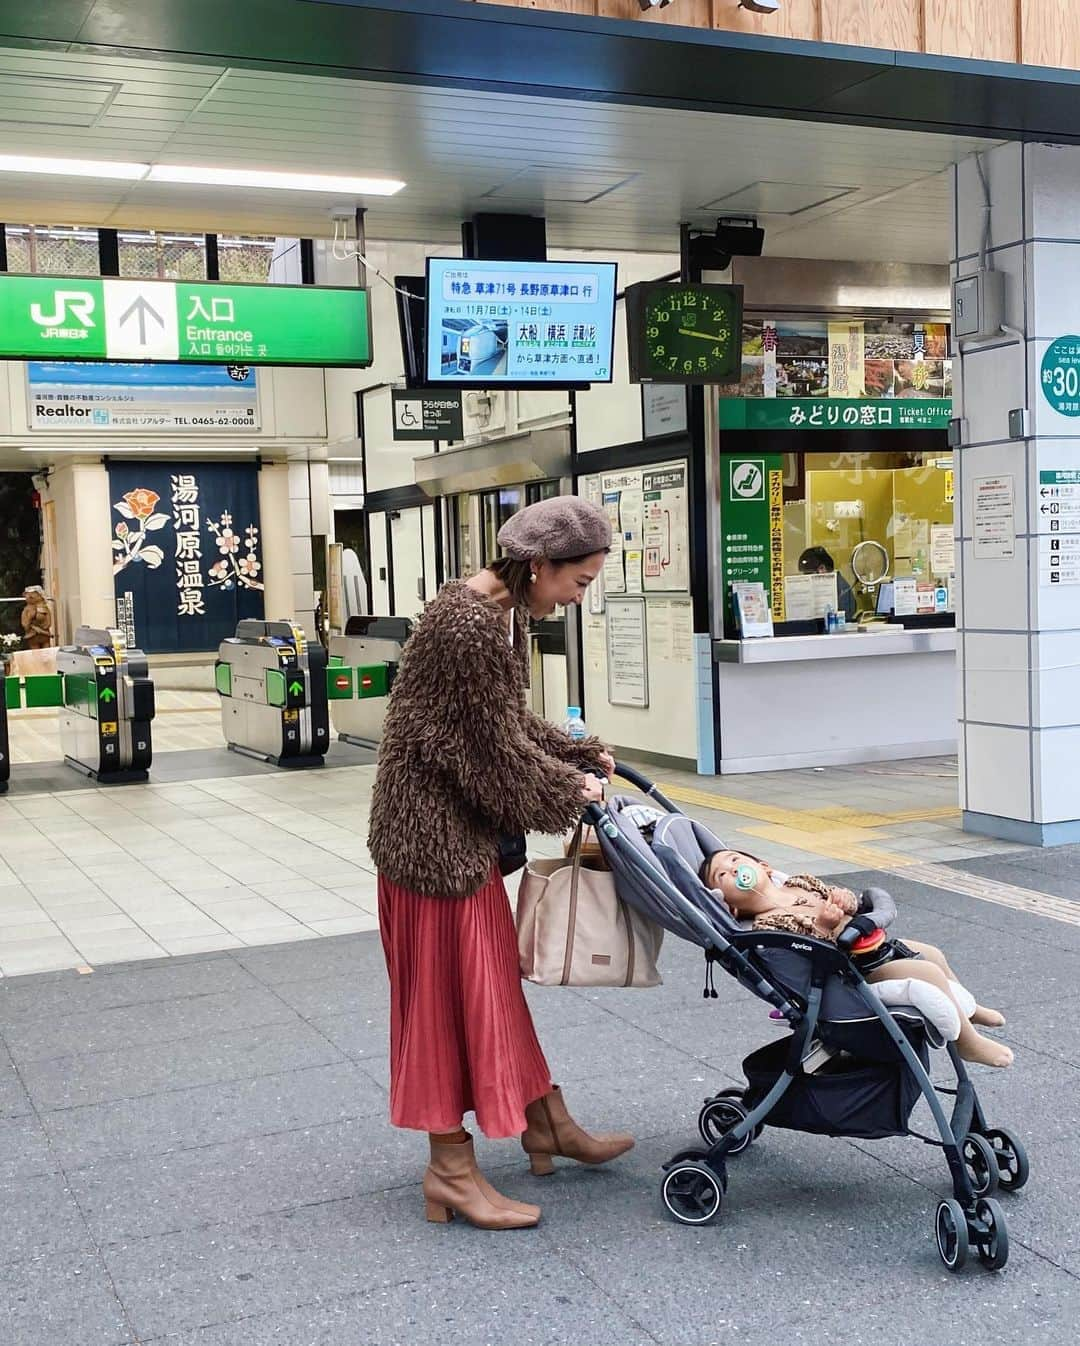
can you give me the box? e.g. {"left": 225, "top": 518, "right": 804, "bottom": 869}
{"left": 635, "top": 284, "right": 741, "bottom": 384}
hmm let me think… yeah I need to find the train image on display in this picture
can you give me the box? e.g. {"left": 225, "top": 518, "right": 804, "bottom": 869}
{"left": 440, "top": 319, "right": 508, "bottom": 376}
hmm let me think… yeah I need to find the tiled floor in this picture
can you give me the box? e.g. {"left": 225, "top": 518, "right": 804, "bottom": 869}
{"left": 0, "top": 725, "right": 1040, "bottom": 978}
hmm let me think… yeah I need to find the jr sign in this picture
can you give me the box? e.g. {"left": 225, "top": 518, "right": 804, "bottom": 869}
{"left": 0, "top": 275, "right": 372, "bottom": 367}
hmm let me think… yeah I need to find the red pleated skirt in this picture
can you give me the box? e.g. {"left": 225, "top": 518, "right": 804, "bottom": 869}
{"left": 377, "top": 867, "right": 552, "bottom": 1139}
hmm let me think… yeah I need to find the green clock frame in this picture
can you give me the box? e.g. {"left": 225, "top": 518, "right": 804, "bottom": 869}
{"left": 626, "top": 281, "right": 743, "bottom": 385}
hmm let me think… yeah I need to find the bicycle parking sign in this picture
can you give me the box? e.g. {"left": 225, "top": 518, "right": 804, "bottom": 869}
{"left": 1041, "top": 336, "right": 1080, "bottom": 417}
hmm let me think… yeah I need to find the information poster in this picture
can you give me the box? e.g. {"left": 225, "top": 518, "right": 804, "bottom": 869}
{"left": 606, "top": 597, "right": 649, "bottom": 708}
{"left": 1038, "top": 468, "right": 1080, "bottom": 586}
{"left": 930, "top": 523, "right": 956, "bottom": 576}
{"left": 972, "top": 476, "right": 1016, "bottom": 559}
{"left": 641, "top": 464, "right": 689, "bottom": 592}
{"left": 718, "top": 452, "right": 784, "bottom": 635}
{"left": 28, "top": 360, "right": 258, "bottom": 432}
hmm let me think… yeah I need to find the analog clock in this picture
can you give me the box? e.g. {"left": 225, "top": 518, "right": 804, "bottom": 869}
{"left": 627, "top": 281, "right": 743, "bottom": 385}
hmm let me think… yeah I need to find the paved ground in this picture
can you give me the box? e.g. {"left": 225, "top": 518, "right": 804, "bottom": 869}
{"left": 0, "top": 852, "right": 1076, "bottom": 1346}
{"left": 2, "top": 724, "right": 1078, "bottom": 1343}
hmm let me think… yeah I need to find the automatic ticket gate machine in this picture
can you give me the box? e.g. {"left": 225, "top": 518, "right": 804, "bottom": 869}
{"left": 216, "top": 620, "right": 330, "bottom": 768}
{"left": 0, "top": 672, "right": 14, "bottom": 793}
{"left": 328, "top": 616, "right": 412, "bottom": 749}
{"left": 57, "top": 627, "right": 155, "bottom": 783}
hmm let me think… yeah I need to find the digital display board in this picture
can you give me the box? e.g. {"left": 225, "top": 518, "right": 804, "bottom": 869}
{"left": 425, "top": 257, "right": 617, "bottom": 386}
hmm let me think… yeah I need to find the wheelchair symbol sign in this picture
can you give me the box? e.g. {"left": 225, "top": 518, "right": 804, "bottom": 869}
{"left": 395, "top": 400, "right": 422, "bottom": 430}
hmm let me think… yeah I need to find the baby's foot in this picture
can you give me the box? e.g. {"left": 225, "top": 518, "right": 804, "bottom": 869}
{"left": 959, "top": 1034, "right": 1014, "bottom": 1068}
{"left": 971, "top": 1005, "right": 1006, "bottom": 1028}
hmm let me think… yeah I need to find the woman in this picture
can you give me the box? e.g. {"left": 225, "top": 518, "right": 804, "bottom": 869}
{"left": 368, "top": 496, "right": 633, "bottom": 1230}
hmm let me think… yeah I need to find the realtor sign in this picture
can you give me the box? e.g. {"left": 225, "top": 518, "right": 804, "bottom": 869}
{"left": 0, "top": 275, "right": 372, "bottom": 367}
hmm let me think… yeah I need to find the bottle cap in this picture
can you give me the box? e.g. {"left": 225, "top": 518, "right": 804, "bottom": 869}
{"left": 567, "top": 706, "right": 581, "bottom": 716}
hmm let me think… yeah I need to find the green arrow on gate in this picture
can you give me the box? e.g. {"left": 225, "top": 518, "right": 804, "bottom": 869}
{"left": 99, "top": 686, "right": 116, "bottom": 703}
{"left": 288, "top": 680, "right": 303, "bottom": 696}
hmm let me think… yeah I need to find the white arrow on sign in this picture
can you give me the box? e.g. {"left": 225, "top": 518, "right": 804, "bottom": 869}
{"left": 103, "top": 280, "right": 179, "bottom": 361}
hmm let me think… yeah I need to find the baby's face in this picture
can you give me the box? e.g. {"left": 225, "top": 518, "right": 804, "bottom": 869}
{"left": 704, "top": 850, "right": 758, "bottom": 891}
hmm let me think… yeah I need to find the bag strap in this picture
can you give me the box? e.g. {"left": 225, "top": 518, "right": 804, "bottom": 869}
{"left": 560, "top": 820, "right": 586, "bottom": 986}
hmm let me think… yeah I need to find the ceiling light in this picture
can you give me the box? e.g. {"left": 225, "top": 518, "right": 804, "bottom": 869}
{"left": 147, "top": 165, "right": 406, "bottom": 195}
{"left": 0, "top": 153, "right": 148, "bottom": 180}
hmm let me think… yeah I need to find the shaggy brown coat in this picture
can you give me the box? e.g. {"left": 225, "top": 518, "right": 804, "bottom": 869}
{"left": 368, "top": 581, "right": 605, "bottom": 897}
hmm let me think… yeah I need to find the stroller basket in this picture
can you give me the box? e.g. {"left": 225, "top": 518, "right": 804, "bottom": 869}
{"left": 742, "top": 1036, "right": 928, "bottom": 1141}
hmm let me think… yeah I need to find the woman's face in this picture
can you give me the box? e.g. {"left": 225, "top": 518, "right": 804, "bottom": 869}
{"left": 527, "top": 552, "right": 606, "bottom": 619}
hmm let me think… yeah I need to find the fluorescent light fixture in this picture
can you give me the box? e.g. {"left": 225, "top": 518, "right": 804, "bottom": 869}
{"left": 147, "top": 165, "right": 406, "bottom": 195}
{"left": 0, "top": 153, "right": 148, "bottom": 180}
{"left": 0, "top": 155, "right": 404, "bottom": 196}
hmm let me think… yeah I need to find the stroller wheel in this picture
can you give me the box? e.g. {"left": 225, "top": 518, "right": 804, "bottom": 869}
{"left": 962, "top": 1133, "right": 1000, "bottom": 1197}
{"left": 982, "top": 1128, "right": 1030, "bottom": 1192}
{"left": 935, "top": 1199, "right": 969, "bottom": 1271}
{"left": 698, "top": 1097, "right": 754, "bottom": 1155}
{"left": 661, "top": 1161, "right": 723, "bottom": 1227}
{"left": 972, "top": 1197, "right": 1009, "bottom": 1270}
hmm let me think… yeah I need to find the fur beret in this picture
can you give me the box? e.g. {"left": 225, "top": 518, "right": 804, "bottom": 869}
{"left": 497, "top": 496, "right": 612, "bottom": 562}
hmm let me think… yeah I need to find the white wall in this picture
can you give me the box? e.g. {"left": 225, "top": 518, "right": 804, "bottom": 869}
{"left": 40, "top": 462, "right": 118, "bottom": 635}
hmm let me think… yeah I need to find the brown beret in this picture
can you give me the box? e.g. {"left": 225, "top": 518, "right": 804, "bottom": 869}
{"left": 497, "top": 496, "right": 612, "bottom": 561}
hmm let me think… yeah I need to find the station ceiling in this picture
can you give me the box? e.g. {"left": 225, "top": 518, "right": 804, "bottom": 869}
{"left": 0, "top": 43, "right": 994, "bottom": 262}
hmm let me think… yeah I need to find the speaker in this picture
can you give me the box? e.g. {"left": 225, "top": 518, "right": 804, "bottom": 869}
{"left": 462, "top": 213, "right": 547, "bottom": 261}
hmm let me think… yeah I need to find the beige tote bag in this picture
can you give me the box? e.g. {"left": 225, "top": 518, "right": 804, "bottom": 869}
{"left": 515, "top": 826, "right": 663, "bottom": 988}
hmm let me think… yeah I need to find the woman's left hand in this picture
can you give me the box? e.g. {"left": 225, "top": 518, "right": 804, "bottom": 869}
{"left": 598, "top": 750, "right": 616, "bottom": 779}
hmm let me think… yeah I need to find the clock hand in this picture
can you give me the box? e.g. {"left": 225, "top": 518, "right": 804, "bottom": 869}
{"left": 677, "top": 328, "right": 724, "bottom": 343}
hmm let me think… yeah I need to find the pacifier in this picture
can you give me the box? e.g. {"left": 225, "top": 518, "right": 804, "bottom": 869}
{"left": 734, "top": 863, "right": 759, "bottom": 892}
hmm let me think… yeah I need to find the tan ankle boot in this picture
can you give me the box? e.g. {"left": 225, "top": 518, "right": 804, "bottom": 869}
{"left": 521, "top": 1085, "right": 634, "bottom": 1176}
{"left": 423, "top": 1133, "right": 540, "bottom": 1229}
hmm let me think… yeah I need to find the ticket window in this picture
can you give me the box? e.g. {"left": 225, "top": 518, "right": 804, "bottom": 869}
{"left": 781, "top": 448, "right": 954, "bottom": 620}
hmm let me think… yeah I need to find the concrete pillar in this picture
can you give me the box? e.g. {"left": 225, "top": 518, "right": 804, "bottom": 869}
{"left": 953, "top": 142, "right": 1080, "bottom": 843}
{"left": 43, "top": 462, "right": 115, "bottom": 639}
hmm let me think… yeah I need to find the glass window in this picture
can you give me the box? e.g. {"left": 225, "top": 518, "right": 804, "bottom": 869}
{"left": 217, "top": 235, "right": 276, "bottom": 283}
{"left": 781, "top": 448, "right": 954, "bottom": 621}
{"left": 526, "top": 480, "right": 559, "bottom": 506}
{"left": 4, "top": 224, "right": 98, "bottom": 275}
{"left": 118, "top": 230, "right": 206, "bottom": 279}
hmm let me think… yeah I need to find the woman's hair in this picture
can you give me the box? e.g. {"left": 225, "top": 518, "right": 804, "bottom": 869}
{"left": 798, "top": 546, "right": 835, "bottom": 574}
{"left": 488, "top": 550, "right": 606, "bottom": 608}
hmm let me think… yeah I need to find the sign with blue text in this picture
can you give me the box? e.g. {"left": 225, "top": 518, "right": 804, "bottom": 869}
{"left": 1040, "top": 337, "right": 1080, "bottom": 417}
{"left": 28, "top": 361, "right": 258, "bottom": 431}
{"left": 107, "top": 462, "right": 264, "bottom": 653}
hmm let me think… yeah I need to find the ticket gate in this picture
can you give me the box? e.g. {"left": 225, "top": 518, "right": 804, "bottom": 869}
{"left": 328, "top": 616, "right": 412, "bottom": 748}
{"left": 0, "top": 673, "right": 12, "bottom": 793}
{"left": 58, "top": 627, "right": 155, "bottom": 783}
{"left": 216, "top": 619, "right": 330, "bottom": 768}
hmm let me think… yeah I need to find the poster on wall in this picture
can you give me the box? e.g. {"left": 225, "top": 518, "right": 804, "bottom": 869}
{"left": 28, "top": 361, "right": 259, "bottom": 431}
{"left": 721, "top": 316, "right": 952, "bottom": 430}
{"left": 107, "top": 461, "right": 265, "bottom": 653}
{"left": 606, "top": 596, "right": 649, "bottom": 708}
{"left": 641, "top": 464, "right": 689, "bottom": 592}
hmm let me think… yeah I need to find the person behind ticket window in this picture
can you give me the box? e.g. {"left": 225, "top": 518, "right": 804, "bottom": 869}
{"left": 798, "top": 546, "right": 856, "bottom": 622}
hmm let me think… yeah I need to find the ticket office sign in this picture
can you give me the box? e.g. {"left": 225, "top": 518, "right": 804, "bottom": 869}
{"left": 0, "top": 275, "right": 372, "bottom": 367}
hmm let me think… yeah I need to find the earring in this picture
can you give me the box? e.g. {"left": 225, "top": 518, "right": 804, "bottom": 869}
{"left": 529, "top": 572, "right": 537, "bottom": 584}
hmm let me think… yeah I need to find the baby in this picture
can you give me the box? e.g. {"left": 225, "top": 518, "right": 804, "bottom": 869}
{"left": 700, "top": 849, "right": 1013, "bottom": 1069}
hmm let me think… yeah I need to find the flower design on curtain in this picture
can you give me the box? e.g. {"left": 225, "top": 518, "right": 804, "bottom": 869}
{"left": 205, "top": 514, "right": 264, "bottom": 592}
{"left": 112, "top": 488, "right": 168, "bottom": 574}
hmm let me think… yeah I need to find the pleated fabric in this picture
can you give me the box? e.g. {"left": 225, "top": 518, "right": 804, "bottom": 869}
{"left": 378, "top": 866, "right": 553, "bottom": 1139}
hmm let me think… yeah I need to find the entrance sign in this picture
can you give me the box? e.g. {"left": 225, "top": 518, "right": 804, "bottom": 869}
{"left": 1040, "top": 337, "right": 1080, "bottom": 417}
{"left": 27, "top": 361, "right": 259, "bottom": 431}
{"left": 0, "top": 275, "right": 372, "bottom": 367}
{"left": 391, "top": 387, "right": 463, "bottom": 441}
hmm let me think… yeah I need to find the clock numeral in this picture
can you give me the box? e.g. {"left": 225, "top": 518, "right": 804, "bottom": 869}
{"left": 647, "top": 326, "right": 659, "bottom": 338}
{"left": 654, "top": 345, "right": 665, "bottom": 357}
{"left": 683, "top": 360, "right": 694, "bottom": 373}
{"left": 657, "top": 311, "right": 671, "bottom": 323}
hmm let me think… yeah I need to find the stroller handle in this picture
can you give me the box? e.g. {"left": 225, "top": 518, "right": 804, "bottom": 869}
{"left": 608, "top": 761, "right": 680, "bottom": 815}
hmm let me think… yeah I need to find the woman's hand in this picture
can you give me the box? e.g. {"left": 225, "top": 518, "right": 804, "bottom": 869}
{"left": 597, "top": 750, "right": 616, "bottom": 779}
{"left": 581, "top": 773, "right": 606, "bottom": 804}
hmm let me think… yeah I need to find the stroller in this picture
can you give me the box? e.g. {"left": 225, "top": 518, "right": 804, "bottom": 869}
{"left": 586, "top": 764, "right": 1029, "bottom": 1272}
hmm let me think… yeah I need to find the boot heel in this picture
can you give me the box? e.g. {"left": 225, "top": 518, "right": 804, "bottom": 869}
{"left": 529, "top": 1152, "right": 555, "bottom": 1177}
{"left": 425, "top": 1199, "right": 454, "bottom": 1223}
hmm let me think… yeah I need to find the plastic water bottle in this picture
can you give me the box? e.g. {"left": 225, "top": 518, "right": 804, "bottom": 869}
{"left": 564, "top": 706, "right": 588, "bottom": 742}
{"left": 824, "top": 603, "right": 837, "bottom": 634}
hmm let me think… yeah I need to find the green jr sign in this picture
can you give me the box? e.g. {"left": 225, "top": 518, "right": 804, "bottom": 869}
{"left": 0, "top": 274, "right": 372, "bottom": 367}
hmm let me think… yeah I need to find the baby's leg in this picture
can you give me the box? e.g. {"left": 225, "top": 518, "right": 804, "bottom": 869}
{"left": 869, "top": 959, "right": 1013, "bottom": 1067}
{"left": 901, "top": 940, "right": 1006, "bottom": 1027}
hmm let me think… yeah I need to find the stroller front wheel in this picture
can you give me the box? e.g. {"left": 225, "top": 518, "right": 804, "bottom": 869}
{"left": 935, "top": 1199, "right": 969, "bottom": 1271}
{"left": 698, "top": 1095, "right": 755, "bottom": 1155}
{"left": 973, "top": 1197, "right": 1010, "bottom": 1270}
{"left": 962, "top": 1133, "right": 1000, "bottom": 1197}
{"left": 661, "top": 1161, "right": 724, "bottom": 1226}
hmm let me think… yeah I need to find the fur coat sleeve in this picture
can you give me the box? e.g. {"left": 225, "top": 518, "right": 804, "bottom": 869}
{"left": 520, "top": 708, "right": 607, "bottom": 775}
